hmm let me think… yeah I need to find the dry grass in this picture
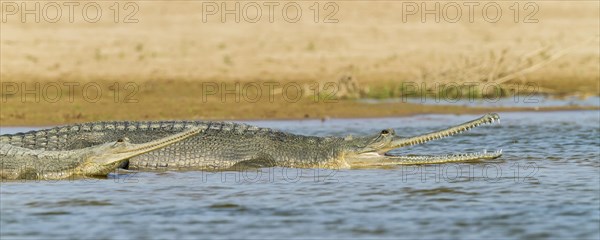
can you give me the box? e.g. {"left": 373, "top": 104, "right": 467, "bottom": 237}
{"left": 0, "top": 1, "right": 599, "bottom": 125}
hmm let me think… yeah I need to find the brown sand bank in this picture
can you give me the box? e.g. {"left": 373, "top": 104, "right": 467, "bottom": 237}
{"left": 1, "top": 1, "right": 599, "bottom": 125}
{"left": 0, "top": 80, "right": 597, "bottom": 126}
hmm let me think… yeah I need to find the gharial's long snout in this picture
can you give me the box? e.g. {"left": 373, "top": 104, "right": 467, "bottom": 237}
{"left": 81, "top": 127, "right": 204, "bottom": 177}
{"left": 383, "top": 113, "right": 500, "bottom": 151}
{"left": 350, "top": 113, "right": 503, "bottom": 166}
{"left": 112, "top": 127, "right": 203, "bottom": 160}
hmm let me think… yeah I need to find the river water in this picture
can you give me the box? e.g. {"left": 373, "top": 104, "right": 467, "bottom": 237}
{"left": 1, "top": 111, "right": 599, "bottom": 239}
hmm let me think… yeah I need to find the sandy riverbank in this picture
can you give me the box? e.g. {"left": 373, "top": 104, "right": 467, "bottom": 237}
{"left": 1, "top": 1, "right": 598, "bottom": 125}
{"left": 0, "top": 80, "right": 597, "bottom": 126}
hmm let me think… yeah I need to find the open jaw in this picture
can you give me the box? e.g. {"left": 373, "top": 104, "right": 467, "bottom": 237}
{"left": 355, "top": 113, "right": 503, "bottom": 166}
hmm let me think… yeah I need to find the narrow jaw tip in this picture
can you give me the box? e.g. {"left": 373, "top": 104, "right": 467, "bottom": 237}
{"left": 383, "top": 113, "right": 504, "bottom": 163}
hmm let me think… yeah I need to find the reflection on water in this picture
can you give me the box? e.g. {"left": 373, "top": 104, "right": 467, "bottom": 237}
{"left": 1, "top": 111, "right": 599, "bottom": 239}
{"left": 359, "top": 95, "right": 600, "bottom": 108}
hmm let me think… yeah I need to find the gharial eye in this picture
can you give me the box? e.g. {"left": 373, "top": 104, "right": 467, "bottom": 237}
{"left": 117, "top": 138, "right": 124, "bottom": 143}
{"left": 381, "top": 129, "right": 389, "bottom": 134}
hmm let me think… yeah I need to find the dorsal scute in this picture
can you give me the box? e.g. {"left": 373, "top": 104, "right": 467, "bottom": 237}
{"left": 2, "top": 120, "right": 299, "bottom": 147}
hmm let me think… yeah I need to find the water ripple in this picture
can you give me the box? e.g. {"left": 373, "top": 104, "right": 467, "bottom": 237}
{"left": 1, "top": 111, "right": 599, "bottom": 239}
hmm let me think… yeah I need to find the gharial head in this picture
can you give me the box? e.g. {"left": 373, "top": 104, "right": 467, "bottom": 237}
{"left": 342, "top": 128, "right": 397, "bottom": 154}
{"left": 341, "top": 113, "right": 503, "bottom": 166}
{"left": 74, "top": 127, "right": 202, "bottom": 177}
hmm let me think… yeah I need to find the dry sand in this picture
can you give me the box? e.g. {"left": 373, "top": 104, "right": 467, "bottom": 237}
{"left": 1, "top": 1, "right": 598, "bottom": 125}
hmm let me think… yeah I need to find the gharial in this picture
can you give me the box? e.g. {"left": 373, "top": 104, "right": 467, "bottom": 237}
{"left": 0, "top": 113, "right": 503, "bottom": 171}
{"left": 0, "top": 127, "right": 202, "bottom": 180}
